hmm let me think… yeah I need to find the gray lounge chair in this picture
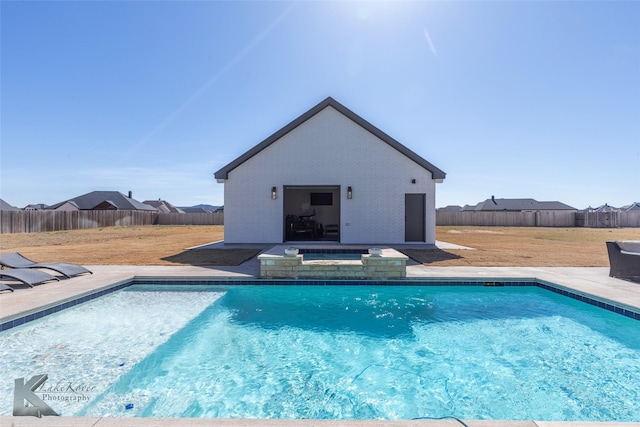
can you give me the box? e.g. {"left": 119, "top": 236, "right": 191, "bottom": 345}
{"left": 606, "top": 241, "right": 640, "bottom": 283}
{"left": 0, "top": 252, "right": 92, "bottom": 278}
{"left": 0, "top": 268, "right": 60, "bottom": 288}
{"left": 0, "top": 283, "right": 15, "bottom": 292}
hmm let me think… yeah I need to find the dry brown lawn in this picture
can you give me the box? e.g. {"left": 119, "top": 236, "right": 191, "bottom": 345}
{"left": 0, "top": 225, "right": 257, "bottom": 266}
{"left": 1, "top": 225, "right": 639, "bottom": 267}
{"left": 413, "top": 226, "right": 640, "bottom": 267}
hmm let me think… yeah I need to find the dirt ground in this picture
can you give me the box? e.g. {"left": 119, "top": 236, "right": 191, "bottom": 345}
{"left": 1, "top": 225, "right": 639, "bottom": 267}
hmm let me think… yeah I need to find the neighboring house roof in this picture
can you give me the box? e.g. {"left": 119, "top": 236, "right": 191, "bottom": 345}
{"left": 181, "top": 205, "right": 223, "bottom": 213}
{"left": 472, "top": 198, "right": 576, "bottom": 211}
{"left": 143, "top": 200, "right": 185, "bottom": 214}
{"left": 438, "top": 205, "right": 463, "bottom": 212}
{"left": 48, "top": 191, "right": 156, "bottom": 211}
{"left": 0, "top": 199, "right": 20, "bottom": 211}
{"left": 536, "top": 201, "right": 578, "bottom": 210}
{"left": 48, "top": 201, "right": 80, "bottom": 211}
{"left": 180, "top": 204, "right": 220, "bottom": 213}
{"left": 214, "top": 97, "right": 446, "bottom": 181}
{"left": 622, "top": 202, "right": 640, "bottom": 212}
{"left": 181, "top": 207, "right": 209, "bottom": 213}
{"left": 591, "top": 204, "right": 620, "bottom": 213}
{"left": 24, "top": 204, "right": 48, "bottom": 210}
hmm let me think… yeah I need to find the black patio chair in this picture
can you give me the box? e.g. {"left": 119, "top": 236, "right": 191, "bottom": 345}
{"left": 606, "top": 241, "right": 640, "bottom": 283}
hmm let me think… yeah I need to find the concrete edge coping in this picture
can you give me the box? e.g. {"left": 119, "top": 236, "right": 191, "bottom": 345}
{"left": 0, "top": 415, "right": 636, "bottom": 426}
{"left": 259, "top": 245, "right": 409, "bottom": 261}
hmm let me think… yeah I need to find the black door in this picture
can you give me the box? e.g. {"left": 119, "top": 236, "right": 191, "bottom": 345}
{"left": 405, "top": 194, "right": 426, "bottom": 242}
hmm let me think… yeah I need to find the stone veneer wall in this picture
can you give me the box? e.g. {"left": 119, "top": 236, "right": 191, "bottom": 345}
{"left": 258, "top": 249, "right": 408, "bottom": 279}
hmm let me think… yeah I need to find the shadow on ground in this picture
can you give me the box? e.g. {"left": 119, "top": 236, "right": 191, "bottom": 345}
{"left": 161, "top": 249, "right": 262, "bottom": 266}
{"left": 400, "top": 249, "right": 464, "bottom": 265}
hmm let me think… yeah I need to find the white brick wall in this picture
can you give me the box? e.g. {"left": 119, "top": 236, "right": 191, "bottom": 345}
{"left": 221, "top": 106, "right": 438, "bottom": 244}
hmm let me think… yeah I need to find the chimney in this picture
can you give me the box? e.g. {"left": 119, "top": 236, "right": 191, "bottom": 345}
{"left": 128, "top": 191, "right": 132, "bottom": 199}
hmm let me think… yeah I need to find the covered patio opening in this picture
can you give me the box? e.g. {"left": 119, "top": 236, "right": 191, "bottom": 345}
{"left": 283, "top": 186, "right": 340, "bottom": 242}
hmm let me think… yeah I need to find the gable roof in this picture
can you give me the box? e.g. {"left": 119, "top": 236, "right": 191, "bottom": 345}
{"left": 48, "top": 191, "right": 156, "bottom": 211}
{"left": 214, "top": 97, "right": 446, "bottom": 180}
{"left": 47, "top": 201, "right": 80, "bottom": 211}
{"left": 0, "top": 199, "right": 20, "bottom": 211}
{"left": 622, "top": 202, "right": 640, "bottom": 212}
{"left": 472, "top": 198, "right": 576, "bottom": 211}
{"left": 25, "top": 204, "right": 48, "bottom": 210}
{"left": 591, "top": 203, "right": 620, "bottom": 213}
{"left": 438, "top": 205, "right": 464, "bottom": 212}
{"left": 144, "top": 200, "right": 185, "bottom": 214}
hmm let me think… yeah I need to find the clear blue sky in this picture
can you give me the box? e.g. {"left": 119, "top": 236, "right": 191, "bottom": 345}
{"left": 1, "top": 1, "right": 639, "bottom": 210}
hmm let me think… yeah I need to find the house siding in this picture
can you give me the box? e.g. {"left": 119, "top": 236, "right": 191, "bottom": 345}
{"left": 222, "top": 106, "right": 438, "bottom": 244}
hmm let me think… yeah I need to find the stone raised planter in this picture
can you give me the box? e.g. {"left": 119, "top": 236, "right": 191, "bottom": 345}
{"left": 258, "top": 246, "right": 407, "bottom": 279}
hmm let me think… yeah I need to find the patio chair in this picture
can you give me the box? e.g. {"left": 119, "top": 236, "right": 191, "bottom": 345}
{"left": 0, "top": 252, "right": 92, "bottom": 278}
{"left": 0, "top": 283, "right": 15, "bottom": 292}
{"left": 0, "top": 268, "right": 60, "bottom": 288}
{"left": 606, "top": 241, "right": 640, "bottom": 283}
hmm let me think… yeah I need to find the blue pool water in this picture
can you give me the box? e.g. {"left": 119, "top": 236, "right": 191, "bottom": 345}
{"left": 298, "top": 249, "right": 366, "bottom": 261}
{"left": 2, "top": 284, "right": 640, "bottom": 421}
{"left": 302, "top": 253, "right": 363, "bottom": 261}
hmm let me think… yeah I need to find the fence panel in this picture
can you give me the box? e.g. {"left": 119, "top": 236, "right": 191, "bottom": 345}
{"left": 0, "top": 211, "right": 154, "bottom": 233}
{"left": 576, "top": 211, "right": 640, "bottom": 228}
{"left": 620, "top": 211, "right": 640, "bottom": 227}
{"left": 157, "top": 212, "right": 223, "bottom": 225}
{"left": 577, "top": 211, "right": 618, "bottom": 228}
{"left": 535, "top": 211, "right": 575, "bottom": 227}
{"left": 437, "top": 211, "right": 538, "bottom": 226}
{"left": 437, "top": 210, "right": 595, "bottom": 227}
{"left": 1, "top": 211, "right": 224, "bottom": 233}
{"left": 1, "top": 211, "right": 24, "bottom": 233}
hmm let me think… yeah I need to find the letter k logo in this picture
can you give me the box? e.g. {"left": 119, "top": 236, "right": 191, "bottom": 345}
{"left": 13, "top": 375, "right": 58, "bottom": 417}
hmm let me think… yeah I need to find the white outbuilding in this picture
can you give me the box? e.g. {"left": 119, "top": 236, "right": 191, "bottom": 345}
{"left": 214, "top": 97, "right": 446, "bottom": 245}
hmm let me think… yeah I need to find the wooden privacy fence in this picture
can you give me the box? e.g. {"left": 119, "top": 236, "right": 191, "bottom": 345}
{"left": 0, "top": 211, "right": 224, "bottom": 234}
{"left": 575, "top": 211, "right": 640, "bottom": 228}
{"left": 156, "top": 212, "right": 224, "bottom": 226}
{"left": 2, "top": 209, "right": 638, "bottom": 233}
{"left": 436, "top": 211, "right": 576, "bottom": 227}
{"left": 437, "top": 210, "right": 640, "bottom": 227}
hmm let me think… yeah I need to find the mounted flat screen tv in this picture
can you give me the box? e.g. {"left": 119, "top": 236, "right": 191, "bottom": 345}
{"left": 310, "top": 192, "right": 332, "bottom": 206}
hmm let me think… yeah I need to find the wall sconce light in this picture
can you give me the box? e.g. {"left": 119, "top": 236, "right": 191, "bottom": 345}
{"left": 411, "top": 179, "right": 416, "bottom": 184}
{"left": 271, "top": 186, "right": 277, "bottom": 200}
{"left": 347, "top": 186, "right": 353, "bottom": 199}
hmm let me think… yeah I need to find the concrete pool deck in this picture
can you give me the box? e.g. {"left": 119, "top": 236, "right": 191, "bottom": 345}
{"left": 1, "top": 257, "right": 639, "bottom": 426}
{"left": 2, "top": 261, "right": 639, "bottom": 322}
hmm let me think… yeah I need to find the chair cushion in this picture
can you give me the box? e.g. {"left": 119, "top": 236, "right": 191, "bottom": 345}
{"left": 618, "top": 241, "right": 640, "bottom": 254}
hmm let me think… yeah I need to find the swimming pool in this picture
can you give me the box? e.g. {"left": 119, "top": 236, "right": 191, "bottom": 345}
{"left": 1, "top": 281, "right": 639, "bottom": 421}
